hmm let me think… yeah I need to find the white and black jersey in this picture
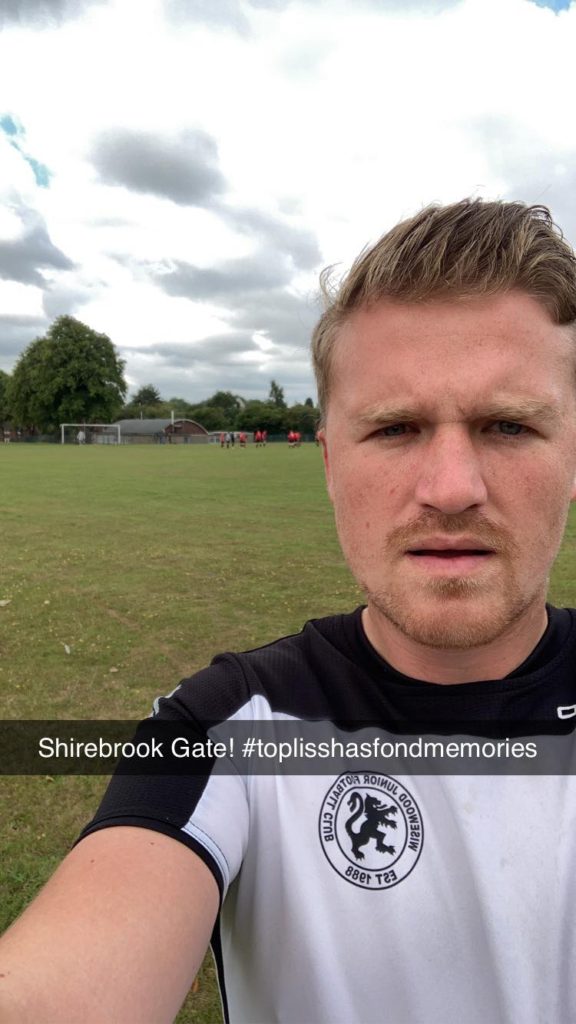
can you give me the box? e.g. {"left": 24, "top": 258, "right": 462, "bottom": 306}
{"left": 80, "top": 605, "right": 576, "bottom": 1024}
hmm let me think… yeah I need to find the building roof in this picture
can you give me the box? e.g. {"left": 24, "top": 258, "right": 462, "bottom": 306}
{"left": 115, "top": 419, "right": 172, "bottom": 435}
{"left": 114, "top": 418, "right": 208, "bottom": 435}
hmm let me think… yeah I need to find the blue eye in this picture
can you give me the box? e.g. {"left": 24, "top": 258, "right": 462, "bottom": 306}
{"left": 381, "top": 424, "right": 408, "bottom": 436}
{"left": 496, "top": 421, "right": 524, "bottom": 436}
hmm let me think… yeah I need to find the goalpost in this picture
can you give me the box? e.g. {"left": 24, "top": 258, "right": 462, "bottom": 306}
{"left": 60, "top": 423, "right": 122, "bottom": 445}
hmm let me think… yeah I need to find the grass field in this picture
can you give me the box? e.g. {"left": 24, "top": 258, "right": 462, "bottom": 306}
{"left": 2, "top": 442, "right": 576, "bottom": 1022}
{"left": 0, "top": 441, "right": 361, "bottom": 1023}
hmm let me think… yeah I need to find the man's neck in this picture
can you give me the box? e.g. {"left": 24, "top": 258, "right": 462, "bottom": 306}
{"left": 362, "top": 602, "right": 549, "bottom": 684}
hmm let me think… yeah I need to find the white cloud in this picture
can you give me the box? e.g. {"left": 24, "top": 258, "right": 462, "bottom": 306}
{"left": 0, "top": 0, "right": 107, "bottom": 29}
{"left": 0, "top": 0, "right": 575, "bottom": 404}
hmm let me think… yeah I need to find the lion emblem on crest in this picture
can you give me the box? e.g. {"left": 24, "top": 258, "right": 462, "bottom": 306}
{"left": 345, "top": 791, "right": 398, "bottom": 861}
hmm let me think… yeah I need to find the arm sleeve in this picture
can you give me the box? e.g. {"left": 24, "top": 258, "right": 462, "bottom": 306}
{"left": 77, "top": 659, "right": 252, "bottom": 902}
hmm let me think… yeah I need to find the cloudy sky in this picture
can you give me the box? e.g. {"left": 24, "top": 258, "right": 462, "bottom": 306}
{"left": 0, "top": 0, "right": 574, "bottom": 405}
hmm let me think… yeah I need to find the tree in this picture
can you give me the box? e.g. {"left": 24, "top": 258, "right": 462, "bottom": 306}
{"left": 269, "top": 379, "right": 286, "bottom": 408}
{"left": 8, "top": 316, "right": 127, "bottom": 430}
{"left": 204, "top": 390, "right": 243, "bottom": 420}
{"left": 120, "top": 402, "right": 159, "bottom": 419}
{"left": 185, "top": 403, "right": 229, "bottom": 431}
{"left": 287, "top": 402, "right": 319, "bottom": 435}
{"left": 184, "top": 390, "right": 242, "bottom": 430}
{"left": 0, "top": 370, "right": 10, "bottom": 424}
{"left": 166, "top": 397, "right": 195, "bottom": 417}
{"left": 121, "top": 385, "right": 165, "bottom": 419}
{"left": 240, "top": 400, "right": 287, "bottom": 434}
{"left": 304, "top": 397, "right": 314, "bottom": 408}
{"left": 133, "top": 384, "right": 161, "bottom": 406}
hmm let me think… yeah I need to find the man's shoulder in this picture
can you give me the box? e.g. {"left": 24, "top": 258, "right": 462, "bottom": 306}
{"left": 154, "top": 608, "right": 364, "bottom": 724}
{"left": 234, "top": 607, "right": 360, "bottom": 662}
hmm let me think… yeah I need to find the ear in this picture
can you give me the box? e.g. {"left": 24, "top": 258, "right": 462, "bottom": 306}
{"left": 571, "top": 473, "right": 576, "bottom": 503}
{"left": 317, "top": 427, "right": 334, "bottom": 502}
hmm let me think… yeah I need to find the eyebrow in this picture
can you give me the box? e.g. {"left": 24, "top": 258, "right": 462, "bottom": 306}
{"left": 357, "top": 399, "right": 562, "bottom": 427}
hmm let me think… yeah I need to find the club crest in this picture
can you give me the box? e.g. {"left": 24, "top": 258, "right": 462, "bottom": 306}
{"left": 319, "top": 772, "right": 424, "bottom": 889}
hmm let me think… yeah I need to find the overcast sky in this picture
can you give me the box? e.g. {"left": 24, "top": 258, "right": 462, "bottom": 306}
{"left": 0, "top": 0, "right": 574, "bottom": 405}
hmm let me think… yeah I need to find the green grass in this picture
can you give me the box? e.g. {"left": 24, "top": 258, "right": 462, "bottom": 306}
{"left": 0, "top": 442, "right": 361, "bottom": 1023}
{"left": 2, "top": 442, "right": 576, "bottom": 1022}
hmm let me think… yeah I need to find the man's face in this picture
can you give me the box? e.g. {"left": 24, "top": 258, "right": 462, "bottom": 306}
{"left": 321, "top": 292, "right": 576, "bottom": 649}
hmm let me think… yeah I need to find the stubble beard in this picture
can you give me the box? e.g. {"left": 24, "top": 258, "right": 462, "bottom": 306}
{"left": 364, "top": 570, "right": 535, "bottom": 650}
{"left": 355, "top": 511, "right": 539, "bottom": 650}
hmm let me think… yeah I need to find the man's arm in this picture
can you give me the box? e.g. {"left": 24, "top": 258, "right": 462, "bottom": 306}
{"left": 0, "top": 826, "right": 219, "bottom": 1024}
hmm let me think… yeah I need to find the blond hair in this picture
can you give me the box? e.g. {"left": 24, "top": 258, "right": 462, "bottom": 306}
{"left": 311, "top": 198, "right": 576, "bottom": 418}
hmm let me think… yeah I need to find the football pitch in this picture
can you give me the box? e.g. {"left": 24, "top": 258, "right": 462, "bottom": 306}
{"left": 2, "top": 442, "right": 576, "bottom": 1022}
{"left": 0, "top": 442, "right": 358, "bottom": 1023}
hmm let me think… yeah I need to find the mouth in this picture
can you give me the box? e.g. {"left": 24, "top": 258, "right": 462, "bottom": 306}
{"left": 409, "top": 549, "right": 492, "bottom": 558}
{"left": 404, "top": 539, "right": 496, "bottom": 574}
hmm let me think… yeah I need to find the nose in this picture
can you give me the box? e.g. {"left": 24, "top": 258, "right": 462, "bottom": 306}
{"left": 414, "top": 426, "right": 488, "bottom": 514}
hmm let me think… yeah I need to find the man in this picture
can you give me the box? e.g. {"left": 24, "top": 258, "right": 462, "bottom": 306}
{"left": 2, "top": 198, "right": 576, "bottom": 1023}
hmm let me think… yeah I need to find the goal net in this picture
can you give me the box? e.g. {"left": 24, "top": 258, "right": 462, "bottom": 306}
{"left": 60, "top": 423, "right": 121, "bottom": 445}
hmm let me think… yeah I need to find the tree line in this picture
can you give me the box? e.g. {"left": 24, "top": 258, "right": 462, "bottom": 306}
{"left": 0, "top": 316, "right": 319, "bottom": 435}
{"left": 122, "top": 383, "right": 318, "bottom": 435}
